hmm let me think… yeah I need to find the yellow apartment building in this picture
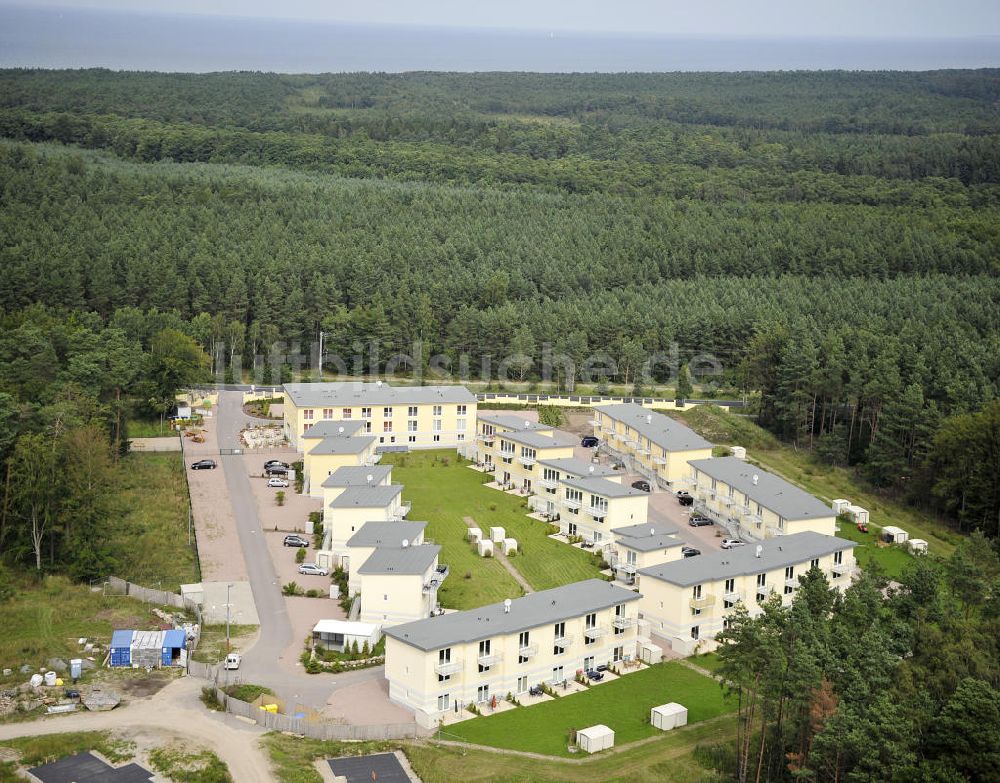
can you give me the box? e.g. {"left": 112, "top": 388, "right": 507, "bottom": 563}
{"left": 685, "top": 457, "right": 837, "bottom": 541}
{"left": 491, "top": 428, "right": 578, "bottom": 493}
{"left": 356, "top": 544, "right": 446, "bottom": 627}
{"left": 608, "top": 522, "right": 685, "bottom": 584}
{"left": 558, "top": 476, "right": 648, "bottom": 546}
{"left": 472, "top": 413, "right": 554, "bottom": 471}
{"left": 592, "top": 403, "right": 713, "bottom": 488}
{"left": 383, "top": 580, "right": 642, "bottom": 727}
{"left": 343, "top": 521, "right": 429, "bottom": 593}
{"left": 323, "top": 484, "right": 409, "bottom": 551}
{"left": 530, "top": 457, "right": 620, "bottom": 519}
{"left": 319, "top": 465, "right": 394, "bottom": 512}
{"left": 283, "top": 381, "right": 477, "bottom": 452}
{"left": 303, "top": 435, "right": 379, "bottom": 498}
{"left": 636, "top": 531, "right": 857, "bottom": 655}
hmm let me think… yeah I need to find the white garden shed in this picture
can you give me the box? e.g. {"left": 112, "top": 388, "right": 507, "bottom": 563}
{"left": 881, "top": 525, "right": 909, "bottom": 544}
{"left": 651, "top": 702, "right": 688, "bottom": 731}
{"left": 467, "top": 527, "right": 483, "bottom": 543}
{"left": 908, "top": 538, "right": 928, "bottom": 554}
{"left": 502, "top": 538, "right": 518, "bottom": 555}
{"left": 490, "top": 526, "right": 506, "bottom": 543}
{"left": 577, "top": 724, "right": 615, "bottom": 753}
{"left": 477, "top": 539, "right": 494, "bottom": 557}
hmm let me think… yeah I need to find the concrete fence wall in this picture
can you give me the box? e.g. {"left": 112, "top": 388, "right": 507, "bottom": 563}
{"left": 476, "top": 392, "right": 745, "bottom": 411}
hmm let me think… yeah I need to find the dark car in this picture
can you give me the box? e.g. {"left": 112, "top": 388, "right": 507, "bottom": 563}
{"left": 191, "top": 459, "right": 217, "bottom": 470}
{"left": 581, "top": 436, "right": 600, "bottom": 448}
{"left": 678, "top": 495, "right": 695, "bottom": 506}
{"left": 283, "top": 534, "right": 309, "bottom": 548}
{"left": 265, "top": 460, "right": 289, "bottom": 469}
{"left": 688, "top": 515, "right": 714, "bottom": 527}
{"left": 265, "top": 465, "right": 289, "bottom": 476}
{"left": 631, "top": 480, "right": 651, "bottom": 492}
{"left": 682, "top": 546, "right": 701, "bottom": 558}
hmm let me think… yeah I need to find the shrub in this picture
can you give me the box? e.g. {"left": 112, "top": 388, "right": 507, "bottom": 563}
{"left": 295, "top": 547, "right": 306, "bottom": 564}
{"left": 281, "top": 581, "right": 302, "bottom": 596}
{"left": 200, "top": 686, "right": 223, "bottom": 711}
{"left": 305, "top": 589, "right": 321, "bottom": 598}
{"left": 489, "top": 502, "right": 497, "bottom": 511}
{"left": 275, "top": 490, "right": 285, "bottom": 507}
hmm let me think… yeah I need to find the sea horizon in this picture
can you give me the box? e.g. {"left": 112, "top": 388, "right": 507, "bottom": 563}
{"left": 1, "top": 4, "right": 999, "bottom": 73}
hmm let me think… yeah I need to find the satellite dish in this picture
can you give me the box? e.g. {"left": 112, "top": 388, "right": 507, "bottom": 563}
{"left": 402, "top": 539, "right": 409, "bottom": 548}
{"left": 752, "top": 474, "right": 759, "bottom": 486}
{"left": 338, "top": 426, "right": 345, "bottom": 433}
{"left": 650, "top": 528, "right": 655, "bottom": 535}
{"left": 588, "top": 465, "right": 595, "bottom": 473}
{"left": 503, "top": 598, "right": 512, "bottom": 614}
{"left": 755, "top": 545, "right": 763, "bottom": 558}
{"left": 376, "top": 380, "right": 383, "bottom": 387}
{"left": 366, "top": 474, "right": 374, "bottom": 483}
{"left": 525, "top": 421, "right": 531, "bottom": 428}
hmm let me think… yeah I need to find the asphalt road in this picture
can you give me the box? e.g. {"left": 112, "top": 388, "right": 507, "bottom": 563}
{"left": 214, "top": 391, "right": 382, "bottom": 710}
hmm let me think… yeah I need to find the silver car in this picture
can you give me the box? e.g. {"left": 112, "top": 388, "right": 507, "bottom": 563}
{"left": 298, "top": 563, "right": 329, "bottom": 576}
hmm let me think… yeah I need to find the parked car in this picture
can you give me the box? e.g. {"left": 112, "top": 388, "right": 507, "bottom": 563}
{"left": 675, "top": 490, "right": 692, "bottom": 498}
{"left": 267, "top": 477, "right": 289, "bottom": 488}
{"left": 688, "top": 515, "right": 714, "bottom": 527}
{"left": 581, "top": 436, "right": 599, "bottom": 448}
{"left": 682, "top": 546, "right": 701, "bottom": 558}
{"left": 721, "top": 538, "right": 746, "bottom": 549}
{"left": 265, "top": 465, "right": 289, "bottom": 476}
{"left": 298, "top": 563, "right": 329, "bottom": 576}
{"left": 678, "top": 495, "right": 695, "bottom": 507}
{"left": 283, "top": 534, "right": 309, "bottom": 548}
{"left": 265, "top": 460, "right": 289, "bottom": 469}
{"left": 631, "top": 479, "right": 651, "bottom": 492}
{"left": 224, "top": 653, "right": 241, "bottom": 670}
{"left": 190, "top": 459, "right": 217, "bottom": 470}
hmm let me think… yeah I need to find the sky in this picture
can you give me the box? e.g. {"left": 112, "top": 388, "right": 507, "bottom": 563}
{"left": 13, "top": 0, "right": 1000, "bottom": 37}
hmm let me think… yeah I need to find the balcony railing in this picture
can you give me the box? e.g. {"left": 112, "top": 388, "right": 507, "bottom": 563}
{"left": 399, "top": 501, "right": 412, "bottom": 517}
{"left": 435, "top": 660, "right": 462, "bottom": 676}
{"left": 723, "top": 590, "right": 743, "bottom": 605}
{"left": 587, "top": 419, "right": 601, "bottom": 427}
{"left": 517, "top": 644, "right": 538, "bottom": 658}
{"left": 784, "top": 578, "right": 798, "bottom": 589}
{"left": 653, "top": 456, "right": 667, "bottom": 465}
{"left": 518, "top": 455, "right": 536, "bottom": 466}
{"left": 586, "top": 505, "right": 609, "bottom": 519}
{"left": 756, "top": 589, "right": 769, "bottom": 603}
{"left": 689, "top": 594, "right": 716, "bottom": 610}
{"left": 562, "top": 497, "right": 582, "bottom": 510}
{"left": 612, "top": 616, "right": 636, "bottom": 629}
{"left": 832, "top": 562, "right": 852, "bottom": 576}
{"left": 553, "top": 635, "right": 574, "bottom": 648}
{"left": 538, "top": 478, "right": 558, "bottom": 490}
{"left": 583, "top": 625, "right": 608, "bottom": 639}
{"left": 768, "top": 526, "right": 786, "bottom": 537}
{"left": 477, "top": 653, "right": 503, "bottom": 667}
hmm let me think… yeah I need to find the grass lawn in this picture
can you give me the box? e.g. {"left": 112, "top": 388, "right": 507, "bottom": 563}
{"left": 262, "top": 719, "right": 734, "bottom": 783}
{"left": 128, "top": 415, "right": 176, "bottom": 438}
{"left": 191, "top": 624, "right": 258, "bottom": 664}
{"left": 0, "top": 576, "right": 173, "bottom": 677}
{"left": 693, "top": 652, "right": 724, "bottom": 674}
{"left": 384, "top": 451, "right": 602, "bottom": 609}
{"left": 441, "top": 662, "right": 733, "bottom": 757}
{"left": 113, "top": 453, "right": 200, "bottom": 591}
{"left": 832, "top": 523, "right": 915, "bottom": 580}
{"left": 676, "top": 406, "right": 959, "bottom": 558}
{"left": 0, "top": 731, "right": 134, "bottom": 782}
{"left": 149, "top": 743, "right": 233, "bottom": 783}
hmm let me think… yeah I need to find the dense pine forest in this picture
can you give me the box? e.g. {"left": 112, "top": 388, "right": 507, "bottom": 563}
{"left": 0, "top": 68, "right": 998, "bottom": 541}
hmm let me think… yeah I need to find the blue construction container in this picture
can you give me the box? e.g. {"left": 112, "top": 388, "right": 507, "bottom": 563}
{"left": 109, "top": 630, "right": 134, "bottom": 667}
{"left": 161, "top": 629, "right": 187, "bottom": 666}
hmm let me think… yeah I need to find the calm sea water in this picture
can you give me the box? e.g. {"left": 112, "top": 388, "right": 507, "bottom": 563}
{"left": 1, "top": 5, "right": 998, "bottom": 72}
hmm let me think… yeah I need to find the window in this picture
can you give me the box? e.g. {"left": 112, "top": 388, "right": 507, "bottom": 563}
{"left": 408, "top": 420, "right": 418, "bottom": 432}
{"left": 553, "top": 622, "right": 566, "bottom": 655}
{"left": 458, "top": 434, "right": 465, "bottom": 441}
{"left": 478, "top": 639, "right": 491, "bottom": 672}
{"left": 584, "top": 656, "right": 594, "bottom": 671}
{"left": 810, "top": 558, "right": 820, "bottom": 570}
{"left": 433, "top": 405, "right": 443, "bottom": 416}
{"left": 437, "top": 694, "right": 450, "bottom": 711}
{"left": 437, "top": 648, "right": 452, "bottom": 682}
{"left": 383, "top": 421, "right": 393, "bottom": 433}
{"left": 343, "top": 408, "right": 352, "bottom": 419}
{"left": 613, "top": 646, "right": 624, "bottom": 662}
{"left": 477, "top": 684, "right": 489, "bottom": 703}
{"left": 433, "top": 434, "right": 440, "bottom": 443}
{"left": 834, "top": 550, "right": 843, "bottom": 565}
{"left": 364, "top": 421, "right": 372, "bottom": 433}
{"left": 408, "top": 406, "right": 418, "bottom": 417}
{"left": 567, "top": 521, "right": 577, "bottom": 536}
{"left": 303, "top": 423, "right": 312, "bottom": 432}
{"left": 518, "top": 631, "right": 531, "bottom": 663}
{"left": 589, "top": 495, "right": 608, "bottom": 515}
{"left": 724, "top": 578, "right": 735, "bottom": 594}
{"left": 433, "top": 419, "right": 443, "bottom": 432}
{"left": 361, "top": 407, "right": 372, "bottom": 419}
{"left": 691, "top": 625, "right": 700, "bottom": 640}
{"left": 384, "top": 406, "right": 393, "bottom": 418}
{"left": 785, "top": 565, "right": 795, "bottom": 594}
{"left": 408, "top": 435, "right": 416, "bottom": 443}
{"left": 458, "top": 404, "right": 467, "bottom": 415}
{"left": 303, "top": 409, "right": 314, "bottom": 421}
{"left": 585, "top": 612, "right": 597, "bottom": 645}
{"left": 692, "top": 584, "right": 703, "bottom": 599}
{"left": 517, "top": 676, "right": 528, "bottom": 693}
{"left": 323, "top": 408, "right": 333, "bottom": 419}
{"left": 756, "top": 573, "right": 766, "bottom": 587}
{"left": 626, "top": 550, "right": 637, "bottom": 566}
{"left": 551, "top": 666, "right": 564, "bottom": 684}
{"left": 457, "top": 418, "right": 466, "bottom": 431}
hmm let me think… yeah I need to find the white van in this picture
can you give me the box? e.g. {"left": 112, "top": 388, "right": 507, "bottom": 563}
{"left": 224, "top": 653, "right": 241, "bottom": 670}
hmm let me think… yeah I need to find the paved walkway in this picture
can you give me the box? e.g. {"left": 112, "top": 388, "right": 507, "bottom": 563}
{"left": 463, "top": 516, "right": 533, "bottom": 594}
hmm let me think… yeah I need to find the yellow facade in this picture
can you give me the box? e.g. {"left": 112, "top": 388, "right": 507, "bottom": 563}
{"left": 303, "top": 439, "right": 378, "bottom": 498}
{"left": 358, "top": 568, "right": 438, "bottom": 627}
{"left": 384, "top": 582, "right": 642, "bottom": 724}
{"left": 323, "top": 495, "right": 407, "bottom": 550}
{"left": 557, "top": 480, "right": 648, "bottom": 545}
{"left": 283, "top": 383, "right": 477, "bottom": 452}
{"left": 592, "top": 405, "right": 713, "bottom": 487}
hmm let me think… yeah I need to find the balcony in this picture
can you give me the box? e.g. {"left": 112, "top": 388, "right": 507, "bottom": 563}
{"left": 538, "top": 478, "right": 558, "bottom": 490}
{"left": 553, "top": 634, "right": 574, "bottom": 648}
{"left": 435, "top": 660, "right": 462, "bottom": 676}
{"left": 756, "top": 590, "right": 769, "bottom": 603}
{"left": 424, "top": 564, "right": 450, "bottom": 591}
{"left": 784, "top": 578, "right": 798, "bottom": 589}
{"left": 612, "top": 616, "right": 636, "bottom": 629}
{"left": 653, "top": 456, "right": 667, "bottom": 465}
{"left": 586, "top": 505, "right": 609, "bottom": 519}
{"left": 562, "top": 497, "right": 582, "bottom": 510}
{"left": 583, "top": 625, "right": 608, "bottom": 639}
{"left": 587, "top": 419, "right": 601, "bottom": 427}
{"left": 689, "top": 594, "right": 716, "bottom": 610}
{"left": 768, "top": 526, "right": 785, "bottom": 537}
{"left": 517, "top": 644, "right": 538, "bottom": 658}
{"left": 723, "top": 590, "right": 743, "bottom": 605}
{"left": 477, "top": 652, "right": 503, "bottom": 667}
{"left": 832, "top": 563, "right": 855, "bottom": 579}
{"left": 518, "top": 455, "right": 536, "bottom": 467}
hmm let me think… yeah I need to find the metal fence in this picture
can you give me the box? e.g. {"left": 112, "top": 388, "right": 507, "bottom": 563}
{"left": 207, "top": 686, "right": 428, "bottom": 740}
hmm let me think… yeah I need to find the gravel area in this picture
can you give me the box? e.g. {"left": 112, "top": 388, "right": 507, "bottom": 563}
{"left": 323, "top": 677, "right": 415, "bottom": 725}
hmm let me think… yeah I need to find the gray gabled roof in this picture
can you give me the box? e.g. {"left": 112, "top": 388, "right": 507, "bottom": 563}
{"left": 321, "top": 465, "right": 393, "bottom": 488}
{"left": 537, "top": 458, "right": 618, "bottom": 479}
{"left": 689, "top": 457, "right": 834, "bottom": 521}
{"left": 384, "top": 579, "right": 641, "bottom": 652}
{"left": 637, "top": 532, "right": 856, "bottom": 587}
{"left": 612, "top": 522, "right": 680, "bottom": 539}
{"left": 497, "top": 429, "right": 578, "bottom": 450}
{"left": 307, "top": 436, "right": 377, "bottom": 455}
{"left": 596, "top": 403, "right": 712, "bottom": 452}
{"left": 328, "top": 484, "right": 403, "bottom": 509}
{"left": 284, "top": 382, "right": 475, "bottom": 407}
{"left": 302, "top": 420, "right": 367, "bottom": 439}
{"left": 356, "top": 544, "right": 440, "bottom": 576}
{"left": 478, "top": 413, "right": 551, "bottom": 432}
{"left": 346, "top": 521, "right": 428, "bottom": 548}
{"left": 561, "top": 476, "right": 646, "bottom": 498}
